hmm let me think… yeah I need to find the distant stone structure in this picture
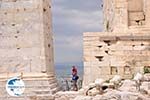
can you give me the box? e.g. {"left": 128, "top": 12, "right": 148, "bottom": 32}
{"left": 0, "top": 0, "right": 58, "bottom": 99}
{"left": 83, "top": 0, "right": 150, "bottom": 87}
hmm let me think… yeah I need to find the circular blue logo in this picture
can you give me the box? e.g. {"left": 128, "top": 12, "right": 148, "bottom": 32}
{"left": 6, "top": 77, "right": 25, "bottom": 96}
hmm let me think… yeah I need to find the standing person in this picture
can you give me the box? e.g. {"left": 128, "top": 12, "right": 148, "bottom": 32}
{"left": 71, "top": 66, "right": 79, "bottom": 91}
{"left": 72, "top": 66, "right": 77, "bottom": 76}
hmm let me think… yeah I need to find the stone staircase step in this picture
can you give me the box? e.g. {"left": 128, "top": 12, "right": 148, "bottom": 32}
{"left": 33, "top": 95, "right": 54, "bottom": 100}
{"left": 49, "top": 83, "right": 58, "bottom": 89}
{"left": 32, "top": 88, "right": 53, "bottom": 94}
{"left": 0, "top": 73, "right": 59, "bottom": 99}
{"left": 51, "top": 87, "right": 60, "bottom": 94}
{"left": 0, "top": 95, "right": 54, "bottom": 100}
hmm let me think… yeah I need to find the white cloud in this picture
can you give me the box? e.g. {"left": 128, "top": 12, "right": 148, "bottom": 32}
{"left": 52, "top": 0, "right": 103, "bottom": 64}
{"left": 53, "top": 6, "right": 103, "bottom": 31}
{"left": 55, "top": 35, "right": 82, "bottom": 49}
{"left": 54, "top": 35, "right": 83, "bottom": 64}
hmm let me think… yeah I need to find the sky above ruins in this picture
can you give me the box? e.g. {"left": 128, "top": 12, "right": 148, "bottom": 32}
{"left": 52, "top": 0, "right": 103, "bottom": 65}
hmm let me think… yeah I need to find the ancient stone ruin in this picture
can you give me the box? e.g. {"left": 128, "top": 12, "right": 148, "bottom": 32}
{"left": 0, "top": 0, "right": 150, "bottom": 100}
{"left": 83, "top": 0, "right": 150, "bottom": 87}
{"left": 0, "top": 0, "right": 58, "bottom": 99}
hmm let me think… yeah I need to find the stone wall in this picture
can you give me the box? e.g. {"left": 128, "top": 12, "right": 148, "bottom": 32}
{"left": 83, "top": 32, "right": 150, "bottom": 87}
{"left": 0, "top": 0, "right": 54, "bottom": 73}
{"left": 0, "top": 0, "right": 58, "bottom": 98}
{"left": 103, "top": 0, "right": 150, "bottom": 33}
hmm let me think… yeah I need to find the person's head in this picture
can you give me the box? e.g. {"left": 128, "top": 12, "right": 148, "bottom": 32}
{"left": 72, "top": 66, "right": 76, "bottom": 69}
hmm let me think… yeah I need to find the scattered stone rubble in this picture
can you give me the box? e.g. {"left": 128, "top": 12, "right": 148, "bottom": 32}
{"left": 54, "top": 73, "right": 150, "bottom": 100}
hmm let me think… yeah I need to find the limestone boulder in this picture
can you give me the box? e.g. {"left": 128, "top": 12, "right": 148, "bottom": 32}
{"left": 74, "top": 91, "right": 150, "bottom": 100}
{"left": 99, "top": 90, "right": 149, "bottom": 100}
{"left": 110, "top": 75, "right": 122, "bottom": 89}
{"left": 100, "top": 90, "right": 121, "bottom": 100}
{"left": 102, "top": 82, "right": 115, "bottom": 89}
{"left": 110, "top": 75, "right": 122, "bottom": 84}
{"left": 87, "top": 88, "right": 100, "bottom": 96}
{"left": 143, "top": 74, "right": 150, "bottom": 81}
{"left": 81, "top": 81, "right": 105, "bottom": 96}
{"left": 86, "top": 79, "right": 105, "bottom": 96}
{"left": 94, "top": 79, "right": 104, "bottom": 86}
{"left": 88, "top": 83, "right": 96, "bottom": 88}
{"left": 137, "top": 94, "right": 150, "bottom": 100}
{"left": 119, "top": 80, "right": 137, "bottom": 92}
{"left": 140, "top": 82, "right": 150, "bottom": 95}
{"left": 73, "top": 96, "right": 92, "bottom": 100}
{"left": 55, "top": 91, "right": 79, "bottom": 100}
{"left": 92, "top": 95, "right": 102, "bottom": 100}
{"left": 78, "top": 88, "right": 85, "bottom": 95}
{"left": 119, "top": 92, "right": 141, "bottom": 100}
{"left": 133, "top": 73, "right": 143, "bottom": 82}
{"left": 81, "top": 83, "right": 96, "bottom": 95}
{"left": 119, "top": 92, "right": 150, "bottom": 100}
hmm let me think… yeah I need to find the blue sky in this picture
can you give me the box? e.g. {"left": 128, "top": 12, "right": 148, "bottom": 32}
{"left": 52, "top": 0, "right": 103, "bottom": 65}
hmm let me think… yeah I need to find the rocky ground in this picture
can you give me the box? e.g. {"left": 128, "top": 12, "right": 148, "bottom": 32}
{"left": 54, "top": 73, "right": 150, "bottom": 100}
